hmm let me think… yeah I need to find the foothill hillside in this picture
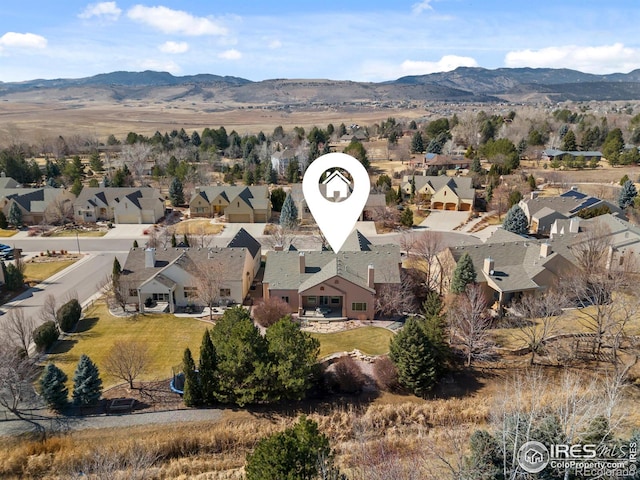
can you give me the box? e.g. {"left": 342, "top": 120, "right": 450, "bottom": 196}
{"left": 3, "top": 68, "right": 640, "bottom": 479}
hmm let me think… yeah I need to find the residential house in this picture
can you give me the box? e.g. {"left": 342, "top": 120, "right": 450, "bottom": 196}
{"left": 74, "top": 187, "right": 164, "bottom": 224}
{"left": 262, "top": 230, "right": 401, "bottom": 320}
{"left": 519, "top": 189, "right": 622, "bottom": 235}
{"left": 290, "top": 184, "right": 386, "bottom": 222}
{"left": 439, "top": 234, "right": 575, "bottom": 309}
{"left": 121, "top": 228, "right": 261, "bottom": 313}
{"left": 400, "top": 175, "right": 475, "bottom": 211}
{"left": 424, "top": 154, "right": 471, "bottom": 171}
{"left": 542, "top": 149, "right": 602, "bottom": 163}
{"left": 0, "top": 187, "right": 75, "bottom": 225}
{"left": 189, "top": 185, "right": 271, "bottom": 223}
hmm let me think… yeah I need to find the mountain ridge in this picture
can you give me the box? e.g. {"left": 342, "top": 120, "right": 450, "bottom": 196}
{"left": 3, "top": 67, "right": 640, "bottom": 103}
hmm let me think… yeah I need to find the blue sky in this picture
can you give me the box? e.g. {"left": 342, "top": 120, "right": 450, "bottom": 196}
{"left": 0, "top": 1, "right": 639, "bottom": 82}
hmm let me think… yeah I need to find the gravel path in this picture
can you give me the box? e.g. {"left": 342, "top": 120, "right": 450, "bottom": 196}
{"left": 0, "top": 408, "right": 223, "bottom": 437}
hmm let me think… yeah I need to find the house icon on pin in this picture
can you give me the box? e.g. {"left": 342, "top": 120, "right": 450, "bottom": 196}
{"left": 322, "top": 170, "right": 351, "bottom": 200}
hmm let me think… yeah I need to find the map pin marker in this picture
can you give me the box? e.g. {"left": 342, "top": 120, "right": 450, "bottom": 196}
{"left": 302, "top": 152, "right": 370, "bottom": 253}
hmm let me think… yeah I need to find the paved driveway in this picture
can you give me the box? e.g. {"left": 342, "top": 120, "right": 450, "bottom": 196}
{"left": 419, "top": 210, "right": 469, "bottom": 231}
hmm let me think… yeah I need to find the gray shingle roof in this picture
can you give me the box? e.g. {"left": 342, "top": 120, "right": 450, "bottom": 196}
{"left": 263, "top": 245, "right": 401, "bottom": 292}
{"left": 227, "top": 227, "right": 261, "bottom": 258}
{"left": 190, "top": 185, "right": 270, "bottom": 210}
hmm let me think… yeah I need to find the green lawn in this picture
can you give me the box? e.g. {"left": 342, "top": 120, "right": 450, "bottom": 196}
{"left": 310, "top": 326, "right": 394, "bottom": 358}
{"left": 23, "top": 259, "right": 77, "bottom": 284}
{"left": 47, "top": 302, "right": 210, "bottom": 388}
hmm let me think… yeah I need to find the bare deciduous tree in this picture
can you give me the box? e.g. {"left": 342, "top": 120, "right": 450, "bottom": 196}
{"left": 104, "top": 340, "right": 149, "bottom": 390}
{"left": 447, "top": 283, "right": 493, "bottom": 367}
{"left": 44, "top": 196, "right": 74, "bottom": 225}
{"left": 0, "top": 343, "right": 42, "bottom": 428}
{"left": 39, "top": 294, "right": 58, "bottom": 329}
{"left": 410, "top": 230, "right": 446, "bottom": 294}
{"left": 263, "top": 224, "right": 296, "bottom": 251}
{"left": 253, "top": 296, "right": 291, "bottom": 327}
{"left": 512, "top": 289, "right": 567, "bottom": 365}
{"left": 192, "top": 257, "right": 225, "bottom": 321}
{"left": 5, "top": 308, "right": 36, "bottom": 355}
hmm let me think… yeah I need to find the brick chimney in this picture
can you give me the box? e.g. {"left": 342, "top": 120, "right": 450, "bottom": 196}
{"left": 145, "top": 248, "right": 156, "bottom": 268}
{"left": 367, "top": 264, "right": 375, "bottom": 288}
{"left": 299, "top": 252, "right": 305, "bottom": 273}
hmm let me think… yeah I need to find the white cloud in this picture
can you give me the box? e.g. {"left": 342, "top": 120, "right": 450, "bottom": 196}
{"left": 218, "top": 49, "right": 242, "bottom": 60}
{"left": 268, "top": 39, "right": 282, "bottom": 50}
{"left": 401, "top": 55, "right": 478, "bottom": 75}
{"left": 78, "top": 2, "right": 122, "bottom": 21}
{"left": 505, "top": 43, "right": 640, "bottom": 74}
{"left": 137, "top": 59, "right": 181, "bottom": 74}
{"left": 412, "top": 0, "right": 433, "bottom": 15}
{"left": 159, "top": 41, "right": 189, "bottom": 54}
{"left": 0, "top": 32, "right": 47, "bottom": 50}
{"left": 127, "top": 5, "right": 228, "bottom": 36}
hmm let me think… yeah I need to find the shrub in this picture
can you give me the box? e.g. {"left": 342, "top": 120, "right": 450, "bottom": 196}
{"left": 56, "top": 299, "right": 82, "bottom": 333}
{"left": 252, "top": 297, "right": 291, "bottom": 327}
{"left": 373, "top": 355, "right": 400, "bottom": 392}
{"left": 330, "top": 356, "right": 366, "bottom": 394}
{"left": 33, "top": 321, "right": 59, "bottom": 352}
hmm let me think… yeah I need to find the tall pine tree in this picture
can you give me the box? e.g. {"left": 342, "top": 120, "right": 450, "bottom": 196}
{"left": 182, "top": 347, "right": 202, "bottom": 407}
{"left": 199, "top": 331, "right": 218, "bottom": 405}
{"left": 72, "top": 354, "right": 102, "bottom": 406}
{"left": 450, "top": 252, "right": 477, "bottom": 294}
{"left": 389, "top": 317, "right": 439, "bottom": 397}
{"left": 169, "top": 177, "right": 185, "bottom": 206}
{"left": 502, "top": 204, "right": 529, "bottom": 235}
{"left": 40, "top": 363, "right": 68, "bottom": 411}
{"left": 279, "top": 193, "right": 299, "bottom": 230}
{"left": 619, "top": 179, "right": 638, "bottom": 209}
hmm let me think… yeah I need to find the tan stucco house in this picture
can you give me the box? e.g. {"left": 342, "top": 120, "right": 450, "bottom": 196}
{"left": 401, "top": 175, "right": 475, "bottom": 211}
{"left": 262, "top": 230, "right": 401, "bottom": 320}
{"left": 189, "top": 185, "right": 271, "bottom": 223}
{"left": 74, "top": 187, "right": 164, "bottom": 224}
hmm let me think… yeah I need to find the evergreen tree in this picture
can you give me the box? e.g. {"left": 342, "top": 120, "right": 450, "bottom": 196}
{"left": 40, "top": 363, "right": 68, "bottom": 411}
{"left": 0, "top": 211, "right": 8, "bottom": 230}
{"left": 8, "top": 202, "right": 22, "bottom": 227}
{"left": 343, "top": 140, "right": 370, "bottom": 170}
{"left": 133, "top": 240, "right": 138, "bottom": 248}
{"left": 270, "top": 187, "right": 286, "bottom": 212}
{"left": 502, "top": 204, "right": 529, "bottom": 235}
{"left": 182, "top": 234, "right": 190, "bottom": 247}
{"left": 4, "top": 263, "right": 24, "bottom": 291}
{"left": 56, "top": 298, "right": 82, "bottom": 333}
{"left": 169, "top": 177, "right": 185, "bottom": 206}
{"left": 210, "top": 306, "right": 269, "bottom": 406}
{"left": 620, "top": 174, "right": 630, "bottom": 186}
{"left": 528, "top": 174, "right": 537, "bottom": 190}
{"left": 470, "top": 157, "right": 482, "bottom": 174}
{"left": 279, "top": 193, "right": 299, "bottom": 230}
{"left": 410, "top": 131, "right": 424, "bottom": 153}
{"left": 182, "top": 347, "right": 202, "bottom": 407}
{"left": 400, "top": 207, "right": 414, "bottom": 227}
{"left": 72, "top": 354, "right": 102, "bottom": 406}
{"left": 450, "top": 252, "right": 477, "bottom": 294}
{"left": 265, "top": 317, "right": 320, "bottom": 401}
{"left": 112, "top": 257, "right": 121, "bottom": 280}
{"left": 508, "top": 189, "right": 523, "bottom": 208}
{"left": 619, "top": 179, "right": 638, "bottom": 209}
{"left": 71, "top": 178, "right": 83, "bottom": 196}
{"left": 560, "top": 129, "right": 577, "bottom": 151}
{"left": 199, "top": 331, "right": 218, "bottom": 405}
{"left": 171, "top": 233, "right": 177, "bottom": 247}
{"left": 389, "top": 317, "right": 439, "bottom": 397}
{"left": 245, "top": 416, "right": 336, "bottom": 480}
{"left": 286, "top": 159, "right": 300, "bottom": 183}
{"left": 89, "top": 152, "right": 104, "bottom": 172}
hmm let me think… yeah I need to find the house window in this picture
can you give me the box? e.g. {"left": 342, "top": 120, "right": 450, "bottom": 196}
{"left": 184, "top": 286, "right": 198, "bottom": 298}
{"left": 352, "top": 302, "right": 367, "bottom": 311}
{"left": 220, "top": 288, "right": 231, "bottom": 297}
{"left": 331, "top": 296, "right": 340, "bottom": 304}
{"left": 307, "top": 296, "right": 316, "bottom": 305}
{"left": 129, "top": 289, "right": 137, "bottom": 297}
{"left": 282, "top": 296, "right": 289, "bottom": 303}
{"left": 152, "top": 293, "right": 170, "bottom": 302}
